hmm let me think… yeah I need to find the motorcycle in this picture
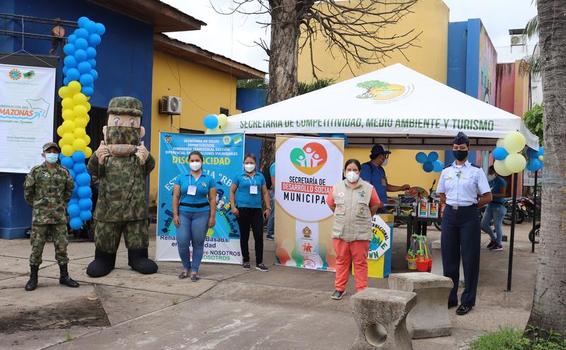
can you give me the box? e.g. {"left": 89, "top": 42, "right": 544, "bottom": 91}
{"left": 503, "top": 196, "right": 540, "bottom": 225}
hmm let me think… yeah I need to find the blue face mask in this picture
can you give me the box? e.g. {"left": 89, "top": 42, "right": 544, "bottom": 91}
{"left": 45, "top": 153, "right": 59, "bottom": 164}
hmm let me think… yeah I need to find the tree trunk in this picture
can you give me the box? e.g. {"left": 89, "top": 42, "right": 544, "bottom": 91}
{"left": 527, "top": 0, "right": 566, "bottom": 335}
{"left": 267, "top": 0, "right": 299, "bottom": 104}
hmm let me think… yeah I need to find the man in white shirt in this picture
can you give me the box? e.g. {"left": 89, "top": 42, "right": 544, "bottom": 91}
{"left": 437, "top": 132, "right": 492, "bottom": 316}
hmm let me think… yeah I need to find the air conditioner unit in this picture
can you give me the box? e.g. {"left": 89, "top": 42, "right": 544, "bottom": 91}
{"left": 160, "top": 96, "right": 182, "bottom": 115}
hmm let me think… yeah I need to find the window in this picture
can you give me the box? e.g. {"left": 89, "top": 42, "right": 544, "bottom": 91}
{"left": 219, "top": 108, "right": 229, "bottom": 116}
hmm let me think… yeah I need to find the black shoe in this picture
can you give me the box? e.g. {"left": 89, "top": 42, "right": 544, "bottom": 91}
{"left": 448, "top": 301, "right": 458, "bottom": 309}
{"left": 456, "top": 305, "right": 473, "bottom": 315}
{"left": 255, "top": 264, "right": 268, "bottom": 272}
{"left": 24, "top": 265, "right": 39, "bottom": 291}
{"left": 243, "top": 262, "right": 251, "bottom": 269}
{"left": 266, "top": 235, "right": 274, "bottom": 241}
{"left": 87, "top": 248, "right": 117, "bottom": 277}
{"left": 331, "top": 290, "right": 346, "bottom": 300}
{"left": 59, "top": 264, "right": 79, "bottom": 288}
{"left": 487, "top": 240, "right": 496, "bottom": 249}
{"left": 128, "top": 248, "right": 158, "bottom": 274}
{"left": 190, "top": 274, "right": 200, "bottom": 282}
{"left": 492, "top": 244, "right": 503, "bottom": 251}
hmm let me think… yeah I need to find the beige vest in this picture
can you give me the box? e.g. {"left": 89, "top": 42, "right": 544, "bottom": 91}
{"left": 331, "top": 179, "right": 374, "bottom": 241}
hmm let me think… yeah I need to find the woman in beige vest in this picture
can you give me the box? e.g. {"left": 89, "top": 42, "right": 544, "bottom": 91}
{"left": 327, "top": 159, "right": 381, "bottom": 300}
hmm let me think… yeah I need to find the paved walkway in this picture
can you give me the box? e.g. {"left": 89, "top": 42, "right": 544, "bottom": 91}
{"left": 0, "top": 222, "right": 537, "bottom": 350}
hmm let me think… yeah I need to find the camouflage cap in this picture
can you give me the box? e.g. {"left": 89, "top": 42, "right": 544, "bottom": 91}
{"left": 42, "top": 142, "right": 60, "bottom": 152}
{"left": 107, "top": 96, "right": 142, "bottom": 117}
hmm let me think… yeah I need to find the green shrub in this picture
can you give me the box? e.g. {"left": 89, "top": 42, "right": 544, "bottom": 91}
{"left": 470, "top": 328, "right": 565, "bottom": 350}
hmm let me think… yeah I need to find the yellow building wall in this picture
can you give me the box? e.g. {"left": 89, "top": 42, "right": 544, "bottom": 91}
{"left": 513, "top": 60, "right": 530, "bottom": 118}
{"left": 297, "top": 0, "right": 449, "bottom": 84}
{"left": 298, "top": 0, "right": 448, "bottom": 196}
{"left": 344, "top": 148, "right": 442, "bottom": 199}
{"left": 149, "top": 50, "right": 238, "bottom": 205}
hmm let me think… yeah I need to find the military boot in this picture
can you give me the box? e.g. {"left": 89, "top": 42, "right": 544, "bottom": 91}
{"left": 86, "top": 248, "right": 116, "bottom": 278}
{"left": 24, "top": 265, "right": 39, "bottom": 291}
{"left": 59, "top": 264, "right": 79, "bottom": 288}
{"left": 128, "top": 248, "right": 158, "bottom": 274}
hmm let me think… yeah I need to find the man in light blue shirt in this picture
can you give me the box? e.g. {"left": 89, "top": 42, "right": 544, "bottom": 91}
{"left": 437, "top": 132, "right": 492, "bottom": 316}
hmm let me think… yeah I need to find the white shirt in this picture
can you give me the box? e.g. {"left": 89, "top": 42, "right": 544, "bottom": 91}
{"left": 437, "top": 161, "right": 491, "bottom": 206}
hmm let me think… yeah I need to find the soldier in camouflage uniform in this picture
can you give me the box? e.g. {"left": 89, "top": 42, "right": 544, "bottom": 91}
{"left": 23, "top": 142, "right": 80, "bottom": 291}
{"left": 86, "top": 97, "right": 158, "bottom": 277}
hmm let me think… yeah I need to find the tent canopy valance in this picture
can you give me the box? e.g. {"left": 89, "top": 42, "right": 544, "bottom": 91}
{"left": 224, "top": 64, "right": 538, "bottom": 150}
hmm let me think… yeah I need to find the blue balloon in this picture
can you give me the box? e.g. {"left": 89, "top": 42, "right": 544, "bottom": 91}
{"left": 74, "top": 49, "right": 87, "bottom": 61}
{"left": 63, "top": 43, "right": 75, "bottom": 55}
{"left": 68, "top": 169, "right": 76, "bottom": 179}
{"left": 85, "top": 21, "right": 98, "bottom": 34}
{"left": 538, "top": 146, "right": 544, "bottom": 156}
{"left": 63, "top": 66, "right": 68, "bottom": 75}
{"left": 77, "top": 16, "right": 90, "bottom": 28}
{"left": 78, "top": 61, "right": 91, "bottom": 74}
{"left": 427, "top": 151, "right": 439, "bottom": 162}
{"left": 526, "top": 147, "right": 538, "bottom": 159}
{"left": 69, "top": 198, "right": 79, "bottom": 206}
{"left": 528, "top": 159, "right": 543, "bottom": 172}
{"left": 80, "top": 210, "right": 92, "bottom": 221}
{"left": 204, "top": 114, "right": 219, "bottom": 129}
{"left": 78, "top": 186, "right": 92, "bottom": 199}
{"left": 76, "top": 172, "right": 91, "bottom": 187}
{"left": 86, "top": 47, "right": 97, "bottom": 59}
{"left": 75, "top": 38, "right": 88, "bottom": 50}
{"left": 73, "top": 162, "right": 87, "bottom": 174}
{"left": 75, "top": 28, "right": 89, "bottom": 39}
{"left": 68, "top": 34, "right": 77, "bottom": 43}
{"left": 64, "top": 55, "right": 77, "bottom": 68}
{"left": 88, "top": 58, "right": 97, "bottom": 68}
{"left": 96, "top": 23, "right": 106, "bottom": 35}
{"left": 80, "top": 74, "right": 94, "bottom": 87}
{"left": 78, "top": 198, "right": 93, "bottom": 210}
{"left": 66, "top": 68, "right": 80, "bottom": 81}
{"left": 72, "top": 185, "right": 79, "bottom": 197}
{"left": 67, "top": 204, "right": 81, "bottom": 217}
{"left": 63, "top": 77, "right": 70, "bottom": 85}
{"left": 423, "top": 161, "right": 434, "bottom": 173}
{"left": 82, "top": 86, "right": 94, "bottom": 97}
{"left": 61, "top": 156, "right": 74, "bottom": 169}
{"left": 90, "top": 69, "right": 99, "bottom": 81}
{"left": 492, "top": 147, "right": 509, "bottom": 161}
{"left": 415, "top": 152, "right": 427, "bottom": 164}
{"left": 70, "top": 217, "right": 83, "bottom": 230}
{"left": 433, "top": 160, "right": 444, "bottom": 172}
{"left": 72, "top": 151, "right": 86, "bottom": 163}
{"left": 88, "top": 33, "right": 102, "bottom": 47}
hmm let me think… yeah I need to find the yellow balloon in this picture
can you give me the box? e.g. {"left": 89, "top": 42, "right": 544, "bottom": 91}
{"left": 205, "top": 127, "right": 221, "bottom": 135}
{"left": 58, "top": 86, "right": 71, "bottom": 99}
{"left": 61, "top": 144, "right": 74, "bottom": 157}
{"left": 73, "top": 128, "right": 86, "bottom": 138}
{"left": 73, "top": 138, "right": 87, "bottom": 151}
{"left": 503, "top": 132, "right": 526, "bottom": 153}
{"left": 494, "top": 160, "right": 512, "bottom": 176}
{"left": 56, "top": 125, "right": 65, "bottom": 137}
{"left": 538, "top": 155, "right": 544, "bottom": 161}
{"left": 217, "top": 114, "right": 228, "bottom": 129}
{"left": 61, "top": 98, "right": 75, "bottom": 110}
{"left": 83, "top": 134, "right": 91, "bottom": 146}
{"left": 68, "top": 81, "right": 82, "bottom": 94}
{"left": 84, "top": 146, "right": 93, "bottom": 158}
{"left": 505, "top": 153, "right": 527, "bottom": 173}
{"left": 61, "top": 133, "right": 75, "bottom": 146}
{"left": 62, "top": 109, "right": 75, "bottom": 121}
{"left": 58, "top": 139, "right": 66, "bottom": 149}
{"left": 74, "top": 117, "right": 88, "bottom": 128}
{"left": 62, "top": 120, "right": 76, "bottom": 134}
{"left": 74, "top": 105, "right": 88, "bottom": 118}
{"left": 84, "top": 101, "right": 91, "bottom": 112}
{"left": 73, "top": 93, "right": 88, "bottom": 106}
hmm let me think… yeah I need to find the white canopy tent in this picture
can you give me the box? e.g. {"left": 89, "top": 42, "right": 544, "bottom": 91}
{"left": 224, "top": 64, "right": 538, "bottom": 150}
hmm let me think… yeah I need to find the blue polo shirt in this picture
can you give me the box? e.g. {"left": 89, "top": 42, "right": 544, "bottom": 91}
{"left": 269, "top": 163, "right": 275, "bottom": 178}
{"left": 175, "top": 173, "right": 216, "bottom": 213}
{"left": 233, "top": 172, "right": 266, "bottom": 209}
{"left": 360, "top": 162, "right": 388, "bottom": 204}
{"left": 490, "top": 176, "right": 507, "bottom": 204}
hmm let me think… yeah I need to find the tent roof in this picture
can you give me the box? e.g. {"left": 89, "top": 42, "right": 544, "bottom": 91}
{"left": 224, "top": 64, "right": 538, "bottom": 149}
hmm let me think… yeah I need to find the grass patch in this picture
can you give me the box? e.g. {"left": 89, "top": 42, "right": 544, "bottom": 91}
{"left": 471, "top": 328, "right": 565, "bottom": 350}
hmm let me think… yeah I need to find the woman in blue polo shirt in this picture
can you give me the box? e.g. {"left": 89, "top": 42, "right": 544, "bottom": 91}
{"left": 172, "top": 151, "right": 216, "bottom": 282}
{"left": 230, "top": 154, "right": 271, "bottom": 271}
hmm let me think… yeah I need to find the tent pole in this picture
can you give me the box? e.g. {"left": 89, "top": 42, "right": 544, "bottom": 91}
{"left": 531, "top": 170, "right": 538, "bottom": 253}
{"left": 506, "top": 173, "right": 518, "bottom": 292}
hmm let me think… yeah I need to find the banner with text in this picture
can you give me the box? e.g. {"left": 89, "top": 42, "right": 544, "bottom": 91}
{"left": 274, "top": 136, "right": 344, "bottom": 271}
{"left": 0, "top": 64, "right": 56, "bottom": 173}
{"left": 156, "top": 132, "right": 244, "bottom": 264}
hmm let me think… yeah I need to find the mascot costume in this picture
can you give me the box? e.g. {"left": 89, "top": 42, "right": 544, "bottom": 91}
{"left": 86, "top": 96, "right": 158, "bottom": 277}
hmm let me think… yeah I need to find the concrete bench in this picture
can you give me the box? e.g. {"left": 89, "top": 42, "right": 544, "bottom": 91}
{"left": 388, "top": 272, "right": 453, "bottom": 339}
{"left": 351, "top": 288, "right": 416, "bottom": 350}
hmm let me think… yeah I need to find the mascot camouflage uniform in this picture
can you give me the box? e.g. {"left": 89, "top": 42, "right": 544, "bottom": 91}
{"left": 86, "top": 96, "right": 158, "bottom": 277}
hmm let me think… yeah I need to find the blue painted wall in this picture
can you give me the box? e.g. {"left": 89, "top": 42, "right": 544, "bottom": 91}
{"left": 236, "top": 88, "right": 267, "bottom": 113}
{"left": 2, "top": 0, "right": 154, "bottom": 145}
{"left": 447, "top": 19, "right": 481, "bottom": 98}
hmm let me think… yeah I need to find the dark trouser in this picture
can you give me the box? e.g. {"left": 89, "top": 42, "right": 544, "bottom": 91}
{"left": 441, "top": 204, "right": 481, "bottom": 307}
{"left": 238, "top": 207, "right": 264, "bottom": 265}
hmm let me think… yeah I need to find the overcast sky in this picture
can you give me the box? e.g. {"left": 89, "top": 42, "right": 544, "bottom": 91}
{"left": 162, "top": 0, "right": 537, "bottom": 73}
